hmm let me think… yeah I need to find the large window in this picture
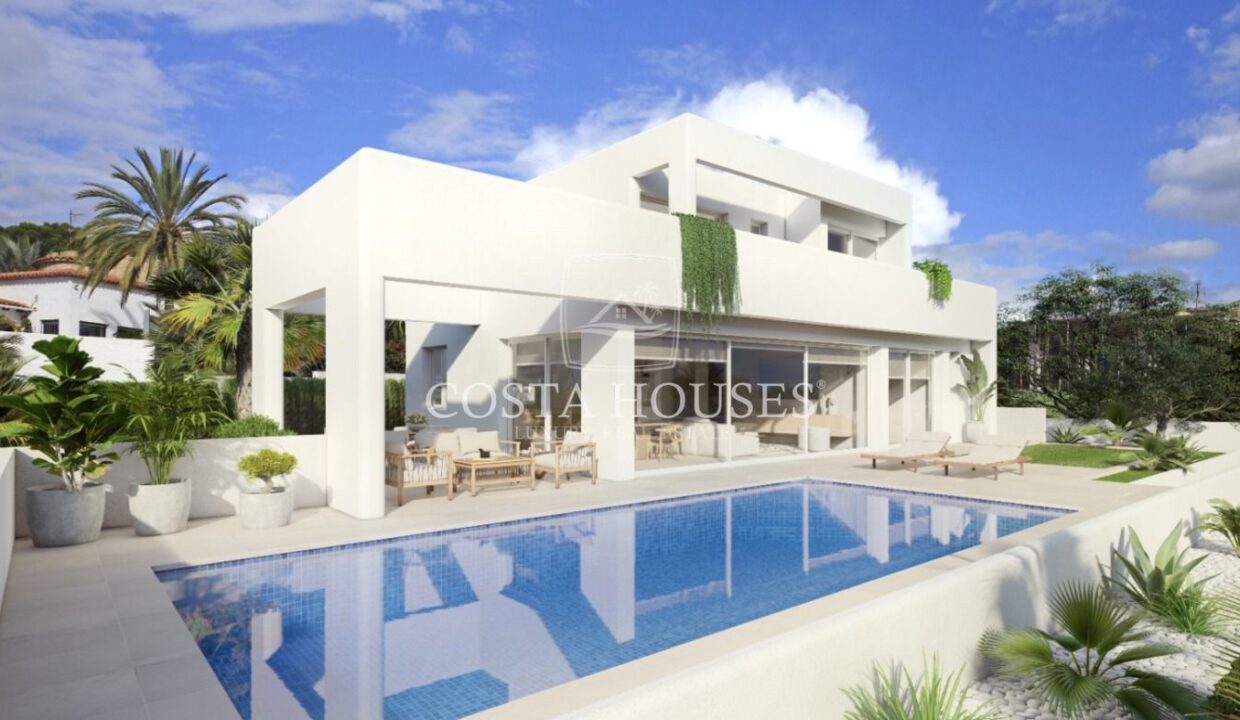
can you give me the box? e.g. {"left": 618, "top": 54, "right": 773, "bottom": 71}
{"left": 79, "top": 321, "right": 107, "bottom": 338}
{"left": 508, "top": 336, "right": 583, "bottom": 442}
{"left": 808, "top": 346, "right": 868, "bottom": 450}
{"left": 40, "top": 319, "right": 59, "bottom": 335}
{"left": 889, "top": 351, "right": 933, "bottom": 442}
{"left": 730, "top": 346, "right": 806, "bottom": 454}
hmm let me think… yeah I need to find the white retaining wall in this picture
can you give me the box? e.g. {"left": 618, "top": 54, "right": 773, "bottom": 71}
{"left": 997, "top": 406, "right": 1047, "bottom": 444}
{"left": 567, "top": 452, "right": 1240, "bottom": 719}
{"left": 10, "top": 434, "right": 367, "bottom": 538}
{"left": 0, "top": 449, "right": 13, "bottom": 613}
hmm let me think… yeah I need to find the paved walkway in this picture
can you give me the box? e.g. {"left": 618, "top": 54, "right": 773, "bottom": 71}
{"left": 0, "top": 454, "right": 1164, "bottom": 720}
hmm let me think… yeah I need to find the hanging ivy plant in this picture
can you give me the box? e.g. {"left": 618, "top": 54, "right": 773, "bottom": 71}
{"left": 676, "top": 213, "right": 740, "bottom": 331}
{"left": 913, "top": 259, "right": 953, "bottom": 303}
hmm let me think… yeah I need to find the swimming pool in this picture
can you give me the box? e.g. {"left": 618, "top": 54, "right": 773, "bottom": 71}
{"left": 157, "top": 480, "right": 1069, "bottom": 720}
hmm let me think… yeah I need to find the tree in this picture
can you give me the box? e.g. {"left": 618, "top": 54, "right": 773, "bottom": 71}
{"left": 0, "top": 234, "right": 46, "bottom": 272}
{"left": 1008, "top": 264, "right": 1240, "bottom": 429}
{"left": 149, "top": 221, "right": 324, "bottom": 415}
{"left": 0, "top": 222, "right": 75, "bottom": 253}
{"left": 75, "top": 147, "right": 243, "bottom": 300}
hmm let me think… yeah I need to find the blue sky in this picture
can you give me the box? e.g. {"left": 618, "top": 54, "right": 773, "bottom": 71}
{"left": 3, "top": 0, "right": 1240, "bottom": 303}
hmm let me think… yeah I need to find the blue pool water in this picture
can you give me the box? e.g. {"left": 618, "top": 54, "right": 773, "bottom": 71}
{"left": 157, "top": 480, "right": 1069, "bottom": 720}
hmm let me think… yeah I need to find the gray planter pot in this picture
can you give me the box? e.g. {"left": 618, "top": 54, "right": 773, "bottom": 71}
{"left": 128, "top": 478, "right": 192, "bottom": 536}
{"left": 239, "top": 486, "right": 293, "bottom": 530}
{"left": 964, "top": 421, "right": 986, "bottom": 443}
{"left": 26, "top": 482, "right": 106, "bottom": 548}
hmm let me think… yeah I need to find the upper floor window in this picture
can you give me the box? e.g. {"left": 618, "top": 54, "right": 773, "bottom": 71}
{"left": 749, "top": 220, "right": 769, "bottom": 236}
{"left": 827, "top": 230, "right": 879, "bottom": 261}
{"left": 79, "top": 321, "right": 107, "bottom": 337}
{"left": 424, "top": 345, "right": 447, "bottom": 409}
{"left": 41, "top": 319, "right": 59, "bottom": 335}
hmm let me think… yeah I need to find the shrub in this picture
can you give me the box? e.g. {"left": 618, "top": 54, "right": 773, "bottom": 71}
{"left": 1131, "top": 433, "right": 1207, "bottom": 473}
{"left": 1083, "top": 400, "right": 1146, "bottom": 447}
{"left": 237, "top": 449, "right": 297, "bottom": 492}
{"left": 1199, "top": 498, "right": 1240, "bottom": 556}
{"left": 842, "top": 654, "right": 997, "bottom": 720}
{"left": 0, "top": 336, "right": 125, "bottom": 490}
{"left": 113, "top": 356, "right": 227, "bottom": 484}
{"left": 1105, "top": 523, "right": 1218, "bottom": 635}
{"left": 406, "top": 412, "right": 427, "bottom": 426}
{"left": 979, "top": 582, "right": 1201, "bottom": 719}
{"left": 212, "top": 415, "right": 294, "bottom": 439}
{"left": 1206, "top": 593, "right": 1240, "bottom": 714}
{"left": 1047, "top": 423, "right": 1086, "bottom": 445}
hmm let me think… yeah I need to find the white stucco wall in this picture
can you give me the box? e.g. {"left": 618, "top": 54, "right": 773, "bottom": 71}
{"left": 997, "top": 406, "right": 1047, "bottom": 444}
{"left": 9, "top": 332, "right": 153, "bottom": 381}
{"left": 9, "top": 434, "right": 359, "bottom": 537}
{"left": 0, "top": 277, "right": 155, "bottom": 336}
{"left": 0, "top": 448, "right": 13, "bottom": 613}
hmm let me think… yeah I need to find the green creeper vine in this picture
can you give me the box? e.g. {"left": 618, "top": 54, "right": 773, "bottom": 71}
{"left": 913, "top": 259, "right": 953, "bottom": 303}
{"left": 676, "top": 213, "right": 740, "bottom": 331}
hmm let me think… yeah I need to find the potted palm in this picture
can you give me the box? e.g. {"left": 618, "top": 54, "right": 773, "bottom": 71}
{"left": 237, "top": 449, "right": 298, "bottom": 529}
{"left": 0, "top": 337, "right": 125, "bottom": 547}
{"left": 114, "top": 355, "right": 226, "bottom": 536}
{"left": 956, "top": 349, "right": 996, "bottom": 442}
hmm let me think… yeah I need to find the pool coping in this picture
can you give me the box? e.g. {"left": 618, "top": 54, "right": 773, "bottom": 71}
{"left": 0, "top": 456, "right": 1164, "bottom": 720}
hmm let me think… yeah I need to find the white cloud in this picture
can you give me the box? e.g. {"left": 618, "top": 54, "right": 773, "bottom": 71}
{"left": 7, "top": 0, "right": 459, "bottom": 33}
{"left": 1128, "top": 238, "right": 1219, "bottom": 263}
{"left": 637, "top": 43, "right": 729, "bottom": 83}
{"left": 511, "top": 78, "right": 962, "bottom": 247}
{"left": 920, "top": 230, "right": 1067, "bottom": 303}
{"left": 444, "top": 24, "right": 475, "bottom": 54}
{"left": 985, "top": 0, "right": 1124, "bottom": 31}
{"left": 1146, "top": 111, "right": 1240, "bottom": 224}
{"left": 387, "top": 90, "right": 525, "bottom": 160}
{"left": 0, "top": 15, "right": 188, "bottom": 223}
{"left": 217, "top": 167, "right": 297, "bottom": 221}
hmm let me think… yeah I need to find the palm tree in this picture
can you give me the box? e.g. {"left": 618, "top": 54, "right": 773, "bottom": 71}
{"left": 0, "top": 234, "right": 45, "bottom": 272}
{"left": 75, "top": 147, "right": 243, "bottom": 300}
{"left": 979, "top": 582, "right": 1202, "bottom": 719}
{"left": 150, "top": 221, "right": 323, "bottom": 415}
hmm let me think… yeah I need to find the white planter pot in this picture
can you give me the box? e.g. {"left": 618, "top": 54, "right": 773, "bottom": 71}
{"left": 26, "top": 482, "right": 106, "bottom": 548}
{"left": 964, "top": 421, "right": 986, "bottom": 443}
{"left": 128, "top": 478, "right": 192, "bottom": 536}
{"left": 239, "top": 486, "right": 293, "bottom": 530}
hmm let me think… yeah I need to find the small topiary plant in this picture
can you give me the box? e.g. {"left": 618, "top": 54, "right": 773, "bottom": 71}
{"left": 406, "top": 412, "right": 428, "bottom": 426}
{"left": 238, "top": 449, "right": 298, "bottom": 493}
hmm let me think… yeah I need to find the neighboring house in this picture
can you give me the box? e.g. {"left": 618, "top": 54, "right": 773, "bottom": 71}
{"left": 0, "top": 252, "right": 157, "bottom": 380}
{"left": 0, "top": 252, "right": 157, "bottom": 337}
{"left": 252, "top": 114, "right": 997, "bottom": 520}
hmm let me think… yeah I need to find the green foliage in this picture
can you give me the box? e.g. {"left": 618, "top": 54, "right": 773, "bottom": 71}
{"left": 0, "top": 337, "right": 125, "bottom": 491}
{"left": 1200, "top": 498, "right": 1240, "bottom": 556}
{"left": 842, "top": 654, "right": 998, "bottom": 720}
{"left": 912, "top": 259, "right": 953, "bottom": 303}
{"left": 406, "top": 413, "right": 427, "bottom": 426}
{"left": 284, "top": 377, "right": 325, "bottom": 435}
{"left": 677, "top": 213, "right": 739, "bottom": 331}
{"left": 956, "top": 350, "right": 996, "bottom": 422}
{"left": 1003, "top": 265, "right": 1240, "bottom": 428}
{"left": 75, "top": 147, "right": 243, "bottom": 301}
{"left": 979, "top": 582, "right": 1201, "bottom": 719}
{"left": 0, "top": 222, "right": 75, "bottom": 253}
{"left": 1131, "top": 433, "right": 1207, "bottom": 473}
{"left": 1105, "top": 524, "right": 1218, "bottom": 635}
{"left": 0, "top": 234, "right": 46, "bottom": 272}
{"left": 1025, "top": 444, "right": 1135, "bottom": 468}
{"left": 237, "top": 449, "right": 297, "bottom": 491}
{"left": 1205, "top": 593, "right": 1240, "bottom": 715}
{"left": 112, "top": 355, "right": 227, "bottom": 484}
{"left": 1082, "top": 400, "right": 1147, "bottom": 447}
{"left": 385, "top": 379, "right": 405, "bottom": 430}
{"left": 212, "top": 415, "right": 293, "bottom": 439}
{"left": 1047, "top": 423, "right": 1086, "bottom": 444}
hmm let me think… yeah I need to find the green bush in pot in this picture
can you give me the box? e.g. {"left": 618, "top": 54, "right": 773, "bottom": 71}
{"left": 113, "top": 355, "right": 227, "bottom": 535}
{"left": 237, "top": 449, "right": 298, "bottom": 530}
{"left": 0, "top": 336, "right": 125, "bottom": 547}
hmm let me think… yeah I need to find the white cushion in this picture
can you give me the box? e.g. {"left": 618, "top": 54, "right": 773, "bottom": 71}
{"left": 385, "top": 442, "right": 407, "bottom": 455}
{"left": 455, "top": 427, "right": 480, "bottom": 454}
{"left": 563, "top": 430, "right": 591, "bottom": 446}
{"left": 476, "top": 430, "right": 500, "bottom": 453}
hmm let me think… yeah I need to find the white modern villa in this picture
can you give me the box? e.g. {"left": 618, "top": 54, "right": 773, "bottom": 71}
{"left": 253, "top": 114, "right": 997, "bottom": 520}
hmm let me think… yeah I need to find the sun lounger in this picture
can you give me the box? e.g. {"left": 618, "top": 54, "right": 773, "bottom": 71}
{"left": 860, "top": 431, "right": 952, "bottom": 471}
{"left": 934, "top": 438, "right": 1030, "bottom": 480}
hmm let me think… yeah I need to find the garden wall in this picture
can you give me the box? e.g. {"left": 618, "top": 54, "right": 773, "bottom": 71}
{"left": 12, "top": 435, "right": 338, "bottom": 538}
{"left": 997, "top": 406, "right": 1046, "bottom": 443}
{"left": 561, "top": 452, "right": 1240, "bottom": 719}
{"left": 0, "top": 449, "right": 13, "bottom": 612}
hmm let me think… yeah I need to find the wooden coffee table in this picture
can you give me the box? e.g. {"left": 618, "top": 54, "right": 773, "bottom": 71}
{"left": 451, "top": 456, "right": 536, "bottom": 496}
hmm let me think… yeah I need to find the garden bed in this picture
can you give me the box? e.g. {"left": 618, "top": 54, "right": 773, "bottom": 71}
{"left": 1026, "top": 443, "right": 1222, "bottom": 483}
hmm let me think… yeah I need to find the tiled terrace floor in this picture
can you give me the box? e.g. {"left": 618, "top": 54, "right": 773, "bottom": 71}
{"left": 0, "top": 454, "right": 1165, "bottom": 720}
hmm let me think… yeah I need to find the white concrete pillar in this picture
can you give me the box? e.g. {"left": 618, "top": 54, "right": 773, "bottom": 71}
{"left": 929, "top": 352, "right": 952, "bottom": 435}
{"left": 326, "top": 278, "right": 387, "bottom": 519}
{"left": 867, "top": 347, "right": 890, "bottom": 449}
{"left": 667, "top": 119, "right": 697, "bottom": 215}
{"left": 252, "top": 307, "right": 285, "bottom": 423}
{"left": 980, "top": 340, "right": 998, "bottom": 435}
{"left": 580, "top": 327, "right": 635, "bottom": 481}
